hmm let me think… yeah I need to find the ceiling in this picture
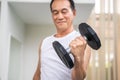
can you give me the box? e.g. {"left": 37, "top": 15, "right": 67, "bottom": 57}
{"left": 8, "top": 2, "right": 94, "bottom": 25}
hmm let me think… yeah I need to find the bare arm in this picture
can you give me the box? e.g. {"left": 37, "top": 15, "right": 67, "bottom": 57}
{"left": 70, "top": 37, "right": 91, "bottom": 80}
{"left": 72, "top": 45, "right": 91, "bottom": 80}
{"left": 33, "top": 41, "right": 42, "bottom": 80}
{"left": 33, "top": 58, "right": 40, "bottom": 80}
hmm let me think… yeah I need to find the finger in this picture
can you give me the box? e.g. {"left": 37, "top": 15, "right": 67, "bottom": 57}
{"left": 75, "top": 36, "right": 87, "bottom": 45}
{"left": 69, "top": 40, "right": 77, "bottom": 48}
{"left": 78, "top": 36, "right": 87, "bottom": 44}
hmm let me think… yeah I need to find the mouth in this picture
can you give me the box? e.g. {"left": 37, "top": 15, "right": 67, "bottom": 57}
{"left": 57, "top": 21, "right": 66, "bottom": 25}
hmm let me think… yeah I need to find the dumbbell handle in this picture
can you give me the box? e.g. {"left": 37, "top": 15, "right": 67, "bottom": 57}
{"left": 83, "top": 36, "right": 87, "bottom": 41}
{"left": 66, "top": 47, "right": 71, "bottom": 53}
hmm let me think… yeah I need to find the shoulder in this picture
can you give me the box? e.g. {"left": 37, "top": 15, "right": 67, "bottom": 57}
{"left": 40, "top": 35, "right": 54, "bottom": 48}
{"left": 42, "top": 35, "right": 54, "bottom": 43}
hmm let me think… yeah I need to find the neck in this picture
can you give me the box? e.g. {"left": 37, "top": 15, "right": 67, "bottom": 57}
{"left": 54, "top": 26, "right": 74, "bottom": 38}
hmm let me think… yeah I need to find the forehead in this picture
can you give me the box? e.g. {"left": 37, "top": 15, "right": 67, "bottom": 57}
{"left": 51, "top": 0, "right": 71, "bottom": 10}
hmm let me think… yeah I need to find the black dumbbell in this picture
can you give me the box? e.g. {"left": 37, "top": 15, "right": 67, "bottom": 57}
{"left": 53, "top": 23, "right": 101, "bottom": 69}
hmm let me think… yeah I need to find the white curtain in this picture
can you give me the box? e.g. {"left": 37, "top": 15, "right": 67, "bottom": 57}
{"left": 86, "top": 0, "right": 120, "bottom": 80}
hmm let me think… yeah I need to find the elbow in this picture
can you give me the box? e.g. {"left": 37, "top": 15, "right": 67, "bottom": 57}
{"left": 83, "top": 71, "right": 86, "bottom": 79}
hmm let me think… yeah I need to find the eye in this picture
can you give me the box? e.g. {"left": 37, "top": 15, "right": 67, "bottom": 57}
{"left": 52, "top": 10, "right": 58, "bottom": 15}
{"left": 62, "top": 9, "right": 68, "bottom": 14}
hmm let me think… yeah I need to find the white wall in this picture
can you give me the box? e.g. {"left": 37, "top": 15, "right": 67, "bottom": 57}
{"left": 7, "top": 0, "right": 94, "bottom": 3}
{"left": 8, "top": 36, "right": 22, "bottom": 80}
{"left": 0, "top": 1, "right": 25, "bottom": 80}
{"left": 0, "top": 2, "right": 1, "bottom": 80}
{"left": 22, "top": 24, "right": 56, "bottom": 80}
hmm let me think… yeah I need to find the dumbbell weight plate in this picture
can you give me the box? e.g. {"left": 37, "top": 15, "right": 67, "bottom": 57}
{"left": 53, "top": 41, "right": 74, "bottom": 69}
{"left": 79, "top": 23, "right": 101, "bottom": 50}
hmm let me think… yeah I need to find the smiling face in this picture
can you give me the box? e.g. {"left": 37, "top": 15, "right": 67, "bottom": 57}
{"left": 51, "top": 0, "right": 76, "bottom": 36}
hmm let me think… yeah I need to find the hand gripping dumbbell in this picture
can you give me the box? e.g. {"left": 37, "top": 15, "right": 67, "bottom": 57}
{"left": 52, "top": 23, "right": 101, "bottom": 69}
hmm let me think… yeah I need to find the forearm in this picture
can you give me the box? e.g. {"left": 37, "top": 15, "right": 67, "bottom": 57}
{"left": 72, "top": 45, "right": 91, "bottom": 80}
{"left": 72, "top": 57, "right": 86, "bottom": 80}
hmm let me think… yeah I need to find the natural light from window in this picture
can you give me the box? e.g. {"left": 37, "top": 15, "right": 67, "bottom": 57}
{"left": 95, "top": 0, "right": 113, "bottom": 14}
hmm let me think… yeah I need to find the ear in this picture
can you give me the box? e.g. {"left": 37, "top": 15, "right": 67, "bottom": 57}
{"left": 73, "top": 9, "right": 76, "bottom": 16}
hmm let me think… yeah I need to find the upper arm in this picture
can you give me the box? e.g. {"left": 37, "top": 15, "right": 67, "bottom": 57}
{"left": 38, "top": 40, "right": 42, "bottom": 67}
{"left": 33, "top": 40, "right": 43, "bottom": 80}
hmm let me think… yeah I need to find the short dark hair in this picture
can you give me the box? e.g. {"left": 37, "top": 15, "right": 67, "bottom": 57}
{"left": 50, "top": 0, "right": 75, "bottom": 12}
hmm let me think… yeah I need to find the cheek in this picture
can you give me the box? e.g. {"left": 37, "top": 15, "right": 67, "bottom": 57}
{"left": 65, "top": 13, "right": 74, "bottom": 21}
{"left": 52, "top": 16, "right": 57, "bottom": 24}
{"left": 52, "top": 15, "right": 55, "bottom": 21}
{"left": 52, "top": 14, "right": 57, "bottom": 20}
{"left": 66, "top": 16, "right": 74, "bottom": 23}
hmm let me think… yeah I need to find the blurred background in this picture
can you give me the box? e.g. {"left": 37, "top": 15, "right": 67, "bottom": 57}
{"left": 0, "top": 0, "right": 120, "bottom": 80}
{"left": 86, "top": 0, "right": 120, "bottom": 80}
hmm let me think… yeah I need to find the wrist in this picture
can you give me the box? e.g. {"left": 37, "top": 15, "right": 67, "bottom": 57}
{"left": 74, "top": 56, "right": 84, "bottom": 67}
{"left": 74, "top": 56, "right": 84, "bottom": 63}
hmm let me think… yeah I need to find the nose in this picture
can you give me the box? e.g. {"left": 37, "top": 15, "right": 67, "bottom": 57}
{"left": 57, "top": 13, "right": 64, "bottom": 20}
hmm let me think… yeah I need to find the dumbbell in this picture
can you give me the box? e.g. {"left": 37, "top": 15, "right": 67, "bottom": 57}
{"left": 52, "top": 23, "right": 101, "bottom": 69}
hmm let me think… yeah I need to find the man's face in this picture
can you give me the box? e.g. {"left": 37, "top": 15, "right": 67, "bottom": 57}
{"left": 51, "top": 0, "right": 76, "bottom": 32}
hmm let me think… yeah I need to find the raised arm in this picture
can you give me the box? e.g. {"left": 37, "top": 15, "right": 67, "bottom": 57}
{"left": 70, "top": 37, "right": 91, "bottom": 80}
